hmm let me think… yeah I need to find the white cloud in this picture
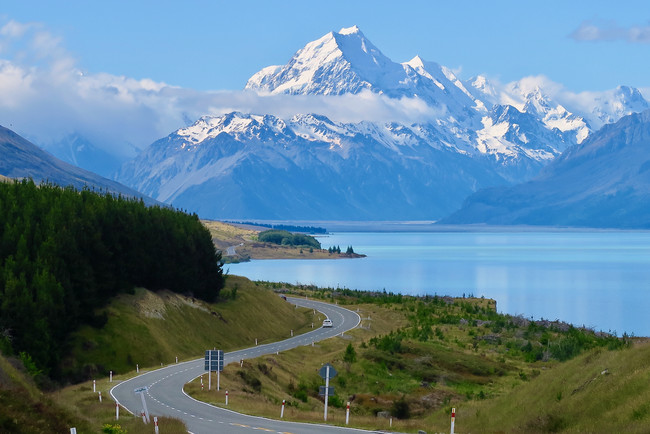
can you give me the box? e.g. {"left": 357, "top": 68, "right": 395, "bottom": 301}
{"left": 570, "top": 20, "right": 650, "bottom": 44}
{"left": 0, "top": 18, "right": 441, "bottom": 159}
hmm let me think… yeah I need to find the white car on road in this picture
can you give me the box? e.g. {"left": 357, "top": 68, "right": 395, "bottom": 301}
{"left": 322, "top": 319, "right": 333, "bottom": 327}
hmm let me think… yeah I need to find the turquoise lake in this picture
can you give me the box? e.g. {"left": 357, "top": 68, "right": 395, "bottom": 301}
{"left": 227, "top": 231, "right": 650, "bottom": 337}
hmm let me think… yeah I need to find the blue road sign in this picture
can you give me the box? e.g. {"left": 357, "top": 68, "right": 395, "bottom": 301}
{"left": 204, "top": 350, "right": 224, "bottom": 371}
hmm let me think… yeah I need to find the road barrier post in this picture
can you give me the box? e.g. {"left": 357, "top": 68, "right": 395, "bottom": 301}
{"left": 136, "top": 364, "right": 139, "bottom": 373}
{"left": 225, "top": 390, "right": 229, "bottom": 406}
{"left": 255, "top": 338, "right": 258, "bottom": 345}
{"left": 281, "top": 399, "right": 285, "bottom": 418}
{"left": 154, "top": 416, "right": 159, "bottom": 434}
{"left": 346, "top": 401, "right": 350, "bottom": 425}
{"left": 116, "top": 402, "right": 119, "bottom": 420}
{"left": 110, "top": 371, "right": 113, "bottom": 382}
{"left": 98, "top": 391, "right": 102, "bottom": 403}
{"left": 93, "top": 379, "right": 96, "bottom": 393}
{"left": 70, "top": 429, "right": 76, "bottom": 434}
{"left": 176, "top": 356, "right": 178, "bottom": 363}
{"left": 291, "top": 329, "right": 293, "bottom": 337}
{"left": 451, "top": 407, "right": 456, "bottom": 434}
{"left": 141, "top": 410, "right": 146, "bottom": 424}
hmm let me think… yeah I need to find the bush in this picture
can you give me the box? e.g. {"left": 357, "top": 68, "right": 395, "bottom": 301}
{"left": 391, "top": 396, "right": 410, "bottom": 419}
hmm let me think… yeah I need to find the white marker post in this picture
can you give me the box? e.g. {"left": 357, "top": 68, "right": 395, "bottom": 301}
{"left": 346, "top": 401, "right": 350, "bottom": 425}
{"left": 225, "top": 390, "right": 229, "bottom": 406}
{"left": 70, "top": 429, "right": 77, "bottom": 434}
{"left": 291, "top": 329, "right": 294, "bottom": 337}
{"left": 451, "top": 407, "right": 456, "bottom": 434}
{"left": 154, "top": 416, "right": 159, "bottom": 434}
{"left": 116, "top": 402, "right": 119, "bottom": 420}
{"left": 93, "top": 379, "right": 96, "bottom": 393}
{"left": 109, "top": 371, "right": 113, "bottom": 382}
{"left": 136, "top": 364, "right": 139, "bottom": 373}
{"left": 98, "top": 391, "right": 102, "bottom": 403}
{"left": 281, "top": 399, "right": 285, "bottom": 418}
{"left": 324, "top": 365, "right": 330, "bottom": 421}
{"left": 176, "top": 356, "right": 178, "bottom": 364}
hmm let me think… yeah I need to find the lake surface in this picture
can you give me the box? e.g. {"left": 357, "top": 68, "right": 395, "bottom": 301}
{"left": 228, "top": 231, "right": 650, "bottom": 336}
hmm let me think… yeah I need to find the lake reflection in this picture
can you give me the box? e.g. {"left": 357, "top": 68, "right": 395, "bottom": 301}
{"left": 228, "top": 231, "right": 650, "bottom": 336}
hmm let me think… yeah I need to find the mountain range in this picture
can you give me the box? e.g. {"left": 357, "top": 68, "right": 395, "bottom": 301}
{"left": 4, "top": 25, "right": 650, "bottom": 226}
{"left": 115, "top": 26, "right": 649, "bottom": 222}
{"left": 0, "top": 125, "right": 154, "bottom": 203}
{"left": 442, "top": 109, "right": 650, "bottom": 228}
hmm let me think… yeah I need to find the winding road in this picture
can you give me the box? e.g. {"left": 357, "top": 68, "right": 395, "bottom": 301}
{"left": 110, "top": 297, "right": 372, "bottom": 433}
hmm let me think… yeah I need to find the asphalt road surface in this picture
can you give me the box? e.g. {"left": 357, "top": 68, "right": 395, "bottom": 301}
{"left": 110, "top": 297, "right": 378, "bottom": 433}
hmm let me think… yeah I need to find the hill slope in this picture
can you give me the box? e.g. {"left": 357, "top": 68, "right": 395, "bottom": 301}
{"left": 0, "top": 124, "right": 154, "bottom": 202}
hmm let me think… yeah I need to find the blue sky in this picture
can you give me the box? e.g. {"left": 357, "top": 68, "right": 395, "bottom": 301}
{"left": 2, "top": 0, "right": 649, "bottom": 92}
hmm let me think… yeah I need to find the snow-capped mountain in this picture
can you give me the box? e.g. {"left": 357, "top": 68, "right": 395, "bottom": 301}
{"left": 117, "top": 26, "right": 650, "bottom": 221}
{"left": 118, "top": 112, "right": 514, "bottom": 220}
{"left": 245, "top": 26, "right": 482, "bottom": 122}
{"left": 441, "top": 109, "right": 650, "bottom": 228}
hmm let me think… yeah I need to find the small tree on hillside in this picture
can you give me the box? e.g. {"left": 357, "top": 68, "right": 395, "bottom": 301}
{"left": 343, "top": 343, "right": 357, "bottom": 371}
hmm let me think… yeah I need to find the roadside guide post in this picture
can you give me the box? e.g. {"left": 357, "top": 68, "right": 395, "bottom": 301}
{"left": 204, "top": 350, "right": 224, "bottom": 391}
{"left": 346, "top": 401, "right": 350, "bottom": 425}
{"left": 319, "top": 363, "right": 337, "bottom": 421}
{"left": 451, "top": 407, "right": 456, "bottom": 434}
{"left": 134, "top": 386, "right": 150, "bottom": 423}
{"left": 281, "top": 399, "right": 285, "bottom": 418}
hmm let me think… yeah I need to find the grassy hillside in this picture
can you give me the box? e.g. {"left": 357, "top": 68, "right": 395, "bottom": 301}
{"left": 62, "top": 276, "right": 315, "bottom": 381}
{"left": 187, "top": 283, "right": 639, "bottom": 433}
{"left": 431, "top": 341, "right": 650, "bottom": 433}
{"left": 0, "top": 353, "right": 80, "bottom": 433}
{"left": 35, "top": 276, "right": 317, "bottom": 432}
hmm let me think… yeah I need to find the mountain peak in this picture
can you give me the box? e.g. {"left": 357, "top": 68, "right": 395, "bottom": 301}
{"left": 244, "top": 25, "right": 401, "bottom": 96}
{"left": 405, "top": 55, "right": 425, "bottom": 69}
{"left": 338, "top": 25, "right": 361, "bottom": 36}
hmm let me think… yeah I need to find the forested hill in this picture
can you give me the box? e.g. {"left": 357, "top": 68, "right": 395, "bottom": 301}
{"left": 0, "top": 180, "right": 224, "bottom": 381}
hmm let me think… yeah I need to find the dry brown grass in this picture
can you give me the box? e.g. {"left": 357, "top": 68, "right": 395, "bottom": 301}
{"left": 201, "top": 219, "right": 349, "bottom": 261}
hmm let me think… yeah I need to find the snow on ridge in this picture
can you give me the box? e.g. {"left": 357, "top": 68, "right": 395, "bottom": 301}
{"left": 339, "top": 25, "right": 361, "bottom": 35}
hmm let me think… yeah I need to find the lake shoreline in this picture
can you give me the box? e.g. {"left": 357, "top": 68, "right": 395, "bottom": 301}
{"left": 229, "top": 220, "right": 650, "bottom": 233}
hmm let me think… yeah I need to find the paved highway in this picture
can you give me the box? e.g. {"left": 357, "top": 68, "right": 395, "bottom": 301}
{"left": 110, "top": 297, "right": 375, "bottom": 433}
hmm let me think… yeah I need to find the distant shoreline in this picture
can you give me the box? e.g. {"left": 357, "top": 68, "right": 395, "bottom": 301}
{"left": 227, "top": 220, "right": 650, "bottom": 233}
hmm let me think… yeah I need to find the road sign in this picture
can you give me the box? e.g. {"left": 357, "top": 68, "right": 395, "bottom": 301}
{"left": 319, "top": 363, "right": 337, "bottom": 379}
{"left": 133, "top": 386, "right": 148, "bottom": 394}
{"left": 204, "top": 350, "right": 224, "bottom": 372}
{"left": 319, "top": 386, "right": 335, "bottom": 396}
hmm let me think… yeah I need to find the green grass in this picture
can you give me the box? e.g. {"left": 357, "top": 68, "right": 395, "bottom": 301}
{"left": 186, "top": 284, "right": 642, "bottom": 433}
{"left": 62, "top": 275, "right": 315, "bottom": 381}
